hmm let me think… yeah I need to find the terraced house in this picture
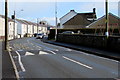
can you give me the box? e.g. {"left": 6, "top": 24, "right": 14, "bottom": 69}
{"left": 0, "top": 15, "right": 17, "bottom": 40}
{"left": 8, "top": 18, "right": 17, "bottom": 40}
{"left": 16, "top": 19, "right": 28, "bottom": 38}
{"left": 0, "top": 15, "right": 5, "bottom": 40}
{"left": 0, "top": 14, "right": 51, "bottom": 40}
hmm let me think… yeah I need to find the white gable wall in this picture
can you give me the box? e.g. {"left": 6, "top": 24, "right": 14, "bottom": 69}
{"left": 8, "top": 22, "right": 14, "bottom": 40}
{"left": 60, "top": 11, "right": 77, "bottom": 28}
{"left": 0, "top": 17, "right": 5, "bottom": 39}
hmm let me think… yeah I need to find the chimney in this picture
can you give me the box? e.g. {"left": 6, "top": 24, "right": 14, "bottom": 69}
{"left": 93, "top": 8, "right": 96, "bottom": 14}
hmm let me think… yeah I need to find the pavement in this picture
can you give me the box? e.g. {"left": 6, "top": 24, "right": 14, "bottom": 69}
{"left": 42, "top": 38, "right": 120, "bottom": 61}
{"left": 8, "top": 37, "right": 119, "bottom": 79}
{"left": 1, "top": 41, "right": 17, "bottom": 80}
{"left": 0, "top": 41, "right": 2, "bottom": 80}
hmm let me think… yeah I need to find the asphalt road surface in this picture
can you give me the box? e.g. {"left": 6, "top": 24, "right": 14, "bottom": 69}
{"left": 9, "top": 38, "right": 119, "bottom": 79}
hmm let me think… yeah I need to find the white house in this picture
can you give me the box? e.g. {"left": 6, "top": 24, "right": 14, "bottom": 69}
{"left": 0, "top": 15, "right": 17, "bottom": 40}
{"left": 22, "top": 20, "right": 33, "bottom": 37}
{"left": 37, "top": 24, "right": 48, "bottom": 35}
{"left": 0, "top": 15, "right": 5, "bottom": 40}
{"left": 32, "top": 23, "right": 37, "bottom": 34}
{"left": 8, "top": 18, "right": 17, "bottom": 40}
{"left": 34, "top": 24, "right": 38, "bottom": 34}
{"left": 16, "top": 19, "right": 28, "bottom": 38}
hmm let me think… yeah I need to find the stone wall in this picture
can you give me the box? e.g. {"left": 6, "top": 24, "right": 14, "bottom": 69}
{"left": 57, "top": 34, "right": 120, "bottom": 52}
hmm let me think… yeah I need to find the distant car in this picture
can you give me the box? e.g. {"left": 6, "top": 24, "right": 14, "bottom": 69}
{"left": 61, "top": 31, "right": 74, "bottom": 34}
{"left": 36, "top": 33, "right": 44, "bottom": 39}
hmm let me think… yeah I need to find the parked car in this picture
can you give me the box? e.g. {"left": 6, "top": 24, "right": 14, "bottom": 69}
{"left": 61, "top": 31, "right": 74, "bottom": 34}
{"left": 36, "top": 33, "right": 44, "bottom": 39}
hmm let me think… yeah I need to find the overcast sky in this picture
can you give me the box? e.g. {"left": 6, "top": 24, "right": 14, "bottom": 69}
{"left": 0, "top": 0, "right": 119, "bottom": 26}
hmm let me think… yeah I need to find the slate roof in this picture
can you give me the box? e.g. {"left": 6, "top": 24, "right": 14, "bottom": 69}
{"left": 61, "top": 8, "right": 97, "bottom": 26}
{"left": 87, "top": 13, "right": 120, "bottom": 29}
{"left": 0, "top": 14, "right": 14, "bottom": 22}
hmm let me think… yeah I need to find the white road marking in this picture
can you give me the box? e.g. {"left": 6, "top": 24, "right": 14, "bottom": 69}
{"left": 16, "top": 51, "right": 26, "bottom": 72}
{"left": 44, "top": 49, "right": 56, "bottom": 54}
{"left": 39, "top": 51, "right": 50, "bottom": 55}
{"left": 63, "top": 56, "right": 93, "bottom": 70}
{"left": 8, "top": 51, "right": 20, "bottom": 79}
{"left": 25, "top": 52, "right": 35, "bottom": 56}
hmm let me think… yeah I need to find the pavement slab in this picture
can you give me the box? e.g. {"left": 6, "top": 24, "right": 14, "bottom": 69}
{"left": 0, "top": 41, "right": 2, "bottom": 80}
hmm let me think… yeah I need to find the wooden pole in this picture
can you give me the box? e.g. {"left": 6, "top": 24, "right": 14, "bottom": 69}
{"left": 55, "top": 1, "right": 58, "bottom": 40}
{"left": 105, "top": 0, "right": 109, "bottom": 37}
{"left": 5, "top": 0, "right": 8, "bottom": 50}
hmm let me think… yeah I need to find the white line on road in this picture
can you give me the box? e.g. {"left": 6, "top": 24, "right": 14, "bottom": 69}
{"left": 39, "top": 51, "right": 49, "bottom": 55}
{"left": 16, "top": 51, "right": 26, "bottom": 72}
{"left": 8, "top": 51, "right": 20, "bottom": 80}
{"left": 63, "top": 56, "right": 93, "bottom": 70}
{"left": 44, "top": 49, "right": 56, "bottom": 54}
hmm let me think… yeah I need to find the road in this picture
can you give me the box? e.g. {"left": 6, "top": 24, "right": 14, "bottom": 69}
{"left": 9, "top": 37, "right": 119, "bottom": 79}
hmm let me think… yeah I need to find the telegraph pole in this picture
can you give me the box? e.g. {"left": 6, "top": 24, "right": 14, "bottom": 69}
{"left": 5, "top": 0, "right": 8, "bottom": 50}
{"left": 105, "top": 0, "right": 109, "bottom": 38}
{"left": 55, "top": 0, "right": 58, "bottom": 40}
